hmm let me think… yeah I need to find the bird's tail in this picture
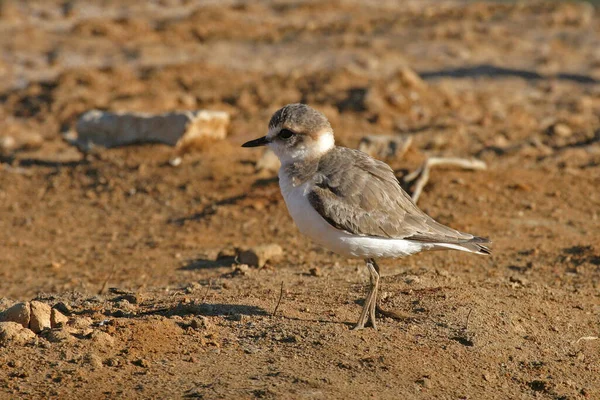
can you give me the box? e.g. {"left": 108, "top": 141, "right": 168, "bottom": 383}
{"left": 431, "top": 236, "right": 491, "bottom": 255}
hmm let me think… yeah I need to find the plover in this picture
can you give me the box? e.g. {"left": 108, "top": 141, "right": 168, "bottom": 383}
{"left": 243, "top": 103, "right": 490, "bottom": 330}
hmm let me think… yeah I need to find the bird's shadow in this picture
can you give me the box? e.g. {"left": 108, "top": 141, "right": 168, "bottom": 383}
{"left": 140, "top": 302, "right": 269, "bottom": 318}
{"left": 179, "top": 257, "right": 236, "bottom": 270}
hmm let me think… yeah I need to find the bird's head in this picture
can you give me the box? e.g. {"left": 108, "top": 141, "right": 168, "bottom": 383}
{"left": 242, "top": 103, "right": 335, "bottom": 165}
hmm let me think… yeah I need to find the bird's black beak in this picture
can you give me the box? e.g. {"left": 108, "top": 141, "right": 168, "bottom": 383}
{"left": 241, "top": 136, "right": 270, "bottom": 148}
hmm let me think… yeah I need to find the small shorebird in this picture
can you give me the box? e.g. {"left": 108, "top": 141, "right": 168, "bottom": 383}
{"left": 243, "top": 104, "right": 490, "bottom": 330}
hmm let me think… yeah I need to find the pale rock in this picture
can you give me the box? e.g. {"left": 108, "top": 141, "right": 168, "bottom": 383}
{"left": 29, "top": 301, "right": 52, "bottom": 333}
{"left": 74, "top": 109, "right": 230, "bottom": 150}
{"left": 0, "top": 302, "right": 30, "bottom": 328}
{"left": 0, "top": 135, "right": 16, "bottom": 151}
{"left": 549, "top": 123, "right": 572, "bottom": 138}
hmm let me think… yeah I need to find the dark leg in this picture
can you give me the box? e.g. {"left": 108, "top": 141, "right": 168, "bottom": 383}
{"left": 352, "top": 258, "right": 380, "bottom": 330}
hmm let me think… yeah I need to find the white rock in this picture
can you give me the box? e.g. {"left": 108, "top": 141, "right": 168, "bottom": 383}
{"left": 0, "top": 135, "right": 16, "bottom": 151}
{"left": 0, "top": 322, "right": 36, "bottom": 345}
{"left": 358, "top": 134, "right": 413, "bottom": 160}
{"left": 74, "top": 109, "right": 229, "bottom": 150}
{"left": 29, "top": 301, "right": 52, "bottom": 333}
{"left": 0, "top": 302, "right": 30, "bottom": 328}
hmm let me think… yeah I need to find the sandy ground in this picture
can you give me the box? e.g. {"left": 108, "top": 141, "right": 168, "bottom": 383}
{"left": 1, "top": 0, "right": 599, "bottom": 398}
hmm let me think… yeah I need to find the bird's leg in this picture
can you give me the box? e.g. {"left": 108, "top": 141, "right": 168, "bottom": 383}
{"left": 367, "top": 259, "right": 380, "bottom": 329}
{"left": 353, "top": 258, "right": 380, "bottom": 330}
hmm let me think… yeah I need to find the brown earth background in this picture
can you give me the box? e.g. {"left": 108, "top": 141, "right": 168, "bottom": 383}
{"left": 0, "top": 0, "right": 599, "bottom": 399}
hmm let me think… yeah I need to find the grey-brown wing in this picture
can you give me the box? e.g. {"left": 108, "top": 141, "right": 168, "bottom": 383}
{"left": 308, "top": 147, "right": 479, "bottom": 244}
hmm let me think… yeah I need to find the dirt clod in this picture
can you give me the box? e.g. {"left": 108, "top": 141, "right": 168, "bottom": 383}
{"left": 0, "top": 322, "right": 36, "bottom": 345}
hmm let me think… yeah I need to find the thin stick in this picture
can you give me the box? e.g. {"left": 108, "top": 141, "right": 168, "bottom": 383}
{"left": 272, "top": 281, "right": 284, "bottom": 317}
{"left": 574, "top": 336, "right": 598, "bottom": 344}
{"left": 405, "top": 157, "right": 487, "bottom": 204}
{"left": 465, "top": 308, "right": 473, "bottom": 330}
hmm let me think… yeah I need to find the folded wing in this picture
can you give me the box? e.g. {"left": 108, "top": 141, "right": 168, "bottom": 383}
{"left": 307, "top": 147, "right": 490, "bottom": 254}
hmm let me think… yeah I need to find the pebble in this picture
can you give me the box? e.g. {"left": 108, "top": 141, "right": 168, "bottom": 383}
{"left": 237, "top": 244, "right": 283, "bottom": 268}
{"left": 549, "top": 123, "right": 572, "bottom": 138}
{"left": 397, "top": 67, "right": 426, "bottom": 89}
{"left": 50, "top": 309, "right": 69, "bottom": 328}
{"left": 309, "top": 267, "right": 322, "bottom": 277}
{"left": 0, "top": 302, "right": 30, "bottom": 328}
{"left": 29, "top": 301, "right": 52, "bottom": 333}
{"left": 0, "top": 135, "right": 16, "bottom": 151}
{"left": 0, "top": 322, "right": 36, "bottom": 345}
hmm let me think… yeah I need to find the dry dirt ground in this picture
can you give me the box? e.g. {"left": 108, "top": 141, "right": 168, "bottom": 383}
{"left": 1, "top": 1, "right": 600, "bottom": 399}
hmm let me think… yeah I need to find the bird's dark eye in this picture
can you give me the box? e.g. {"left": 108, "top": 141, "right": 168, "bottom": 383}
{"left": 278, "top": 129, "right": 295, "bottom": 139}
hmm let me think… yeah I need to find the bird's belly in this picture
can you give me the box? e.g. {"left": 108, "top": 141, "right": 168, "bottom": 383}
{"left": 279, "top": 177, "right": 424, "bottom": 259}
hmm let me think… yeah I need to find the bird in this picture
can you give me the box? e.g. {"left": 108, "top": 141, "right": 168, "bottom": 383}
{"left": 242, "top": 103, "right": 490, "bottom": 330}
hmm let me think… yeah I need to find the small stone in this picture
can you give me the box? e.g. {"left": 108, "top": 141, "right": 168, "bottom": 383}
{"left": 309, "top": 267, "right": 322, "bottom": 277}
{"left": 398, "top": 67, "right": 426, "bottom": 89}
{"left": 29, "top": 301, "right": 52, "bottom": 333}
{"left": 105, "top": 358, "right": 120, "bottom": 367}
{"left": 0, "top": 302, "right": 30, "bottom": 328}
{"left": 233, "top": 264, "right": 250, "bottom": 276}
{"left": 237, "top": 244, "right": 283, "bottom": 268}
{"left": 168, "top": 157, "right": 182, "bottom": 167}
{"left": 0, "top": 135, "right": 16, "bottom": 152}
{"left": 191, "top": 317, "right": 211, "bottom": 331}
{"left": 416, "top": 377, "right": 432, "bottom": 389}
{"left": 0, "top": 322, "right": 36, "bottom": 345}
{"left": 549, "top": 123, "right": 572, "bottom": 138}
{"left": 50, "top": 309, "right": 69, "bottom": 328}
{"left": 244, "top": 345, "right": 260, "bottom": 354}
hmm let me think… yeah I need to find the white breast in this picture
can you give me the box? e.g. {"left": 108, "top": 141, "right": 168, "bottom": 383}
{"left": 278, "top": 169, "right": 426, "bottom": 259}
